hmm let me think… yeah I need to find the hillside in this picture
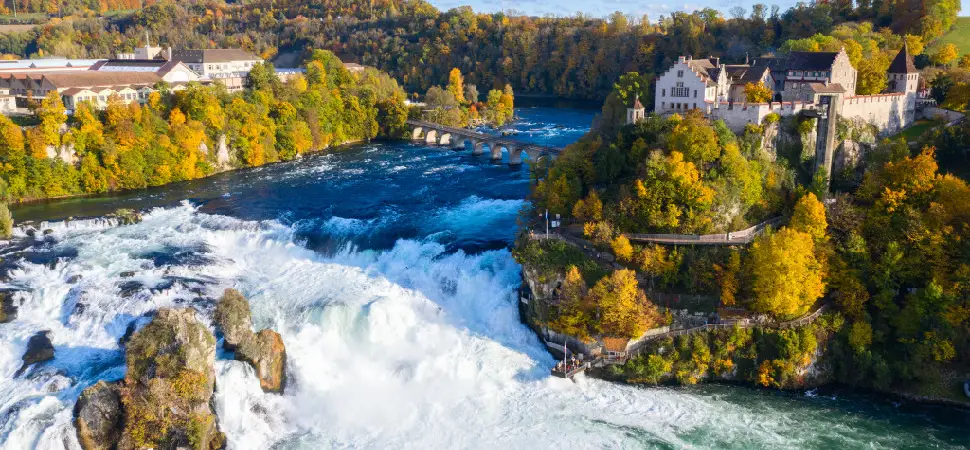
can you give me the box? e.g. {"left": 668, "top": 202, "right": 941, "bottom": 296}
{"left": 930, "top": 16, "right": 970, "bottom": 54}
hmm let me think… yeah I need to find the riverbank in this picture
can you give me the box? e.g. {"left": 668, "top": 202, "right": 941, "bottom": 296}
{"left": 9, "top": 138, "right": 366, "bottom": 223}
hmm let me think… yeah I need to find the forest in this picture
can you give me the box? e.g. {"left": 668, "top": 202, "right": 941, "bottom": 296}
{"left": 0, "top": 0, "right": 961, "bottom": 101}
{"left": 0, "top": 49, "right": 408, "bottom": 202}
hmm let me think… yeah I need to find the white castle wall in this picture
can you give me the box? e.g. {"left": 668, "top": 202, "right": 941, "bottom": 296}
{"left": 708, "top": 101, "right": 816, "bottom": 132}
{"left": 703, "top": 92, "right": 914, "bottom": 135}
{"left": 840, "top": 93, "right": 910, "bottom": 135}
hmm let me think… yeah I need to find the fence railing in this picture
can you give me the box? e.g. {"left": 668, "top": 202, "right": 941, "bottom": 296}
{"left": 623, "top": 217, "right": 783, "bottom": 245}
{"left": 624, "top": 305, "right": 827, "bottom": 360}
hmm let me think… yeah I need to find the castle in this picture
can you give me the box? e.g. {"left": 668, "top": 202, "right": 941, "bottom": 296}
{"left": 639, "top": 45, "right": 919, "bottom": 135}
{"left": 634, "top": 46, "right": 919, "bottom": 184}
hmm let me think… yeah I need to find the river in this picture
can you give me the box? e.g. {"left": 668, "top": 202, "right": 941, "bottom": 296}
{"left": 1, "top": 106, "right": 968, "bottom": 449}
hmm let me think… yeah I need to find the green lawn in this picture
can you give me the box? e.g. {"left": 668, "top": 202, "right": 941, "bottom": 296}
{"left": 929, "top": 17, "right": 970, "bottom": 55}
{"left": 893, "top": 119, "right": 940, "bottom": 142}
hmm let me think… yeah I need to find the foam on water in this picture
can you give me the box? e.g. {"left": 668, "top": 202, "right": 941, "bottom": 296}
{"left": 2, "top": 203, "right": 965, "bottom": 450}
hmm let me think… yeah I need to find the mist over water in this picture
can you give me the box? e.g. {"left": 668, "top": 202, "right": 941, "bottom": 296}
{"left": 2, "top": 107, "right": 969, "bottom": 449}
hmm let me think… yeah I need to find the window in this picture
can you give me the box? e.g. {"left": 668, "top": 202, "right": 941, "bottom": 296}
{"left": 662, "top": 88, "right": 666, "bottom": 96}
{"left": 677, "top": 70, "right": 684, "bottom": 78}
{"left": 671, "top": 82, "right": 689, "bottom": 97}
{"left": 693, "top": 103, "right": 697, "bottom": 109}
{"left": 662, "top": 102, "right": 665, "bottom": 108}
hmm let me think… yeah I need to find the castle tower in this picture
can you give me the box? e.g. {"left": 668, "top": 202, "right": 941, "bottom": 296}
{"left": 887, "top": 43, "right": 919, "bottom": 126}
{"left": 888, "top": 43, "right": 919, "bottom": 94}
{"left": 627, "top": 94, "right": 645, "bottom": 125}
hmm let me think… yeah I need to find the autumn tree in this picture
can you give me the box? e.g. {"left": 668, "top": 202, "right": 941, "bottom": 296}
{"left": 931, "top": 43, "right": 959, "bottom": 66}
{"left": 590, "top": 269, "right": 662, "bottom": 338}
{"left": 790, "top": 192, "right": 827, "bottom": 241}
{"left": 744, "top": 81, "right": 773, "bottom": 103}
{"left": 36, "top": 91, "right": 66, "bottom": 147}
{"left": 668, "top": 112, "right": 720, "bottom": 164}
{"left": 447, "top": 68, "right": 466, "bottom": 104}
{"left": 549, "top": 265, "right": 592, "bottom": 339}
{"left": 748, "top": 228, "right": 825, "bottom": 318}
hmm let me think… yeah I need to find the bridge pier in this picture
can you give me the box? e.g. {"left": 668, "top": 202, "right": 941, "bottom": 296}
{"left": 509, "top": 147, "right": 523, "bottom": 165}
{"left": 472, "top": 141, "right": 485, "bottom": 156}
{"left": 490, "top": 143, "right": 503, "bottom": 161}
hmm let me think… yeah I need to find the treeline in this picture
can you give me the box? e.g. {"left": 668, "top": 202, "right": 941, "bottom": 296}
{"left": 0, "top": 0, "right": 960, "bottom": 100}
{"left": 0, "top": 49, "right": 408, "bottom": 202}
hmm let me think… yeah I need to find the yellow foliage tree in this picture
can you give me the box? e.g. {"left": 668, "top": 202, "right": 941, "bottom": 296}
{"left": 610, "top": 235, "right": 634, "bottom": 263}
{"left": 748, "top": 228, "right": 825, "bottom": 318}
{"left": 572, "top": 191, "right": 603, "bottom": 221}
{"left": 790, "top": 192, "right": 827, "bottom": 241}
{"left": 714, "top": 250, "right": 741, "bottom": 306}
{"left": 932, "top": 43, "right": 959, "bottom": 66}
{"left": 744, "top": 82, "right": 773, "bottom": 103}
{"left": 549, "top": 265, "right": 592, "bottom": 340}
{"left": 589, "top": 269, "right": 661, "bottom": 338}
{"left": 447, "top": 68, "right": 466, "bottom": 104}
{"left": 668, "top": 113, "right": 720, "bottom": 164}
{"left": 36, "top": 91, "right": 65, "bottom": 147}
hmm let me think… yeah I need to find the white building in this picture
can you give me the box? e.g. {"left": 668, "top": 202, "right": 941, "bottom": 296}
{"left": 646, "top": 46, "right": 919, "bottom": 135}
{"left": 169, "top": 49, "right": 263, "bottom": 92}
{"left": 654, "top": 56, "right": 728, "bottom": 114}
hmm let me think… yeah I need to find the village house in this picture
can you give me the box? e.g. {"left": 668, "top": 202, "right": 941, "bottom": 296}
{"left": 89, "top": 59, "right": 202, "bottom": 84}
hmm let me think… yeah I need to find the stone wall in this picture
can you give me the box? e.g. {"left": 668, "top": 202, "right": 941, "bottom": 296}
{"left": 840, "top": 93, "right": 910, "bottom": 135}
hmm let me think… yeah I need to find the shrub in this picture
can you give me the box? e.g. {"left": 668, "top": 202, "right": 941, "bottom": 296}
{"left": 0, "top": 203, "right": 12, "bottom": 239}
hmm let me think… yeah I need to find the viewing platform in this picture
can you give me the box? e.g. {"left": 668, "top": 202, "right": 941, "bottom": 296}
{"left": 551, "top": 359, "right": 589, "bottom": 379}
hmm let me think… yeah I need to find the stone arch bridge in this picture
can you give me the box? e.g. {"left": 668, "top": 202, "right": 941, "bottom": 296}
{"left": 407, "top": 120, "right": 562, "bottom": 165}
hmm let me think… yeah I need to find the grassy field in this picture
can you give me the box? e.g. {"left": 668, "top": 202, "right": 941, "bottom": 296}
{"left": 929, "top": 17, "right": 970, "bottom": 55}
{"left": 893, "top": 119, "right": 941, "bottom": 142}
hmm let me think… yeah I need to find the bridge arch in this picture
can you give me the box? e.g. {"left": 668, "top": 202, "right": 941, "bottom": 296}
{"left": 473, "top": 140, "right": 486, "bottom": 156}
{"left": 438, "top": 132, "right": 452, "bottom": 146}
{"left": 425, "top": 129, "right": 438, "bottom": 144}
{"left": 411, "top": 127, "right": 424, "bottom": 141}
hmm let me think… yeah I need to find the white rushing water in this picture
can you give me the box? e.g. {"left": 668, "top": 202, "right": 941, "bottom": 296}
{"left": 0, "top": 203, "right": 962, "bottom": 449}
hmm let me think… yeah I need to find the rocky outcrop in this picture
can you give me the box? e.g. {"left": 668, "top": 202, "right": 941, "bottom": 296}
{"left": 214, "top": 289, "right": 287, "bottom": 393}
{"left": 74, "top": 381, "right": 122, "bottom": 450}
{"left": 16, "top": 331, "right": 54, "bottom": 376}
{"left": 0, "top": 291, "right": 17, "bottom": 324}
{"left": 74, "top": 308, "right": 225, "bottom": 450}
{"left": 111, "top": 209, "right": 142, "bottom": 226}
{"left": 214, "top": 289, "right": 251, "bottom": 350}
{"left": 237, "top": 329, "right": 287, "bottom": 393}
{"left": 216, "top": 135, "right": 230, "bottom": 167}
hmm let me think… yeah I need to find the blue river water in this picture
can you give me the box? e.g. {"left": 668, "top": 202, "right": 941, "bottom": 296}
{"left": 0, "top": 106, "right": 968, "bottom": 449}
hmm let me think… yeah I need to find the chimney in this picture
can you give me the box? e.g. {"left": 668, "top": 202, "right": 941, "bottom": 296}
{"left": 712, "top": 57, "right": 720, "bottom": 67}
{"left": 678, "top": 55, "right": 686, "bottom": 63}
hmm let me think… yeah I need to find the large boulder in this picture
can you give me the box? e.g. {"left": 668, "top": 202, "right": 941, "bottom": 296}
{"left": 237, "top": 330, "right": 287, "bottom": 393}
{"left": 16, "top": 331, "right": 54, "bottom": 376}
{"left": 214, "top": 289, "right": 252, "bottom": 350}
{"left": 0, "top": 291, "right": 17, "bottom": 324}
{"left": 74, "top": 381, "right": 122, "bottom": 450}
{"left": 115, "top": 308, "right": 224, "bottom": 450}
{"left": 212, "top": 289, "right": 287, "bottom": 393}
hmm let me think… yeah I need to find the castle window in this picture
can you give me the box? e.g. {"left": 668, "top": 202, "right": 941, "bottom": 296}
{"left": 677, "top": 70, "right": 684, "bottom": 77}
{"left": 694, "top": 90, "right": 697, "bottom": 98}
{"left": 662, "top": 88, "right": 666, "bottom": 96}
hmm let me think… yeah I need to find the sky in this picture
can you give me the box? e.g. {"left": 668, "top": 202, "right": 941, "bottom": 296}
{"left": 426, "top": 0, "right": 801, "bottom": 19}
{"left": 427, "top": 0, "right": 967, "bottom": 20}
